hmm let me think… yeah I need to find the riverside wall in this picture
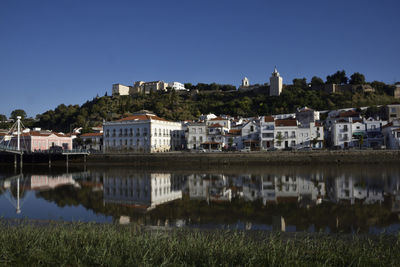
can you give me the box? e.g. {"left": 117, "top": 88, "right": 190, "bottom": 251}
{"left": 86, "top": 150, "right": 400, "bottom": 167}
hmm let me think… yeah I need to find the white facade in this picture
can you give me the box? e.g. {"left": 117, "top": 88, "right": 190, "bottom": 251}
{"left": 260, "top": 116, "right": 275, "bottom": 150}
{"left": 133, "top": 81, "right": 168, "bottom": 94}
{"left": 103, "top": 111, "right": 184, "bottom": 153}
{"left": 269, "top": 67, "right": 283, "bottom": 96}
{"left": 112, "top": 84, "right": 130, "bottom": 96}
{"left": 168, "top": 82, "right": 186, "bottom": 91}
{"left": 206, "top": 117, "right": 231, "bottom": 129}
{"left": 242, "top": 77, "right": 249, "bottom": 87}
{"left": 186, "top": 123, "right": 207, "bottom": 150}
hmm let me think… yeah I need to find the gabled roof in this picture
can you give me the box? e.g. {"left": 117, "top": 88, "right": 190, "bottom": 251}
{"left": 275, "top": 119, "right": 297, "bottom": 127}
{"left": 264, "top": 116, "right": 274, "bottom": 122}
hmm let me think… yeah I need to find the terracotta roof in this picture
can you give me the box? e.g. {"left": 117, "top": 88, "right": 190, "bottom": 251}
{"left": 243, "top": 139, "right": 259, "bottom": 143}
{"left": 116, "top": 114, "right": 169, "bottom": 122}
{"left": 264, "top": 116, "right": 274, "bottom": 122}
{"left": 210, "top": 116, "right": 226, "bottom": 121}
{"left": 209, "top": 123, "right": 223, "bottom": 128}
{"left": 80, "top": 132, "right": 103, "bottom": 137}
{"left": 339, "top": 111, "right": 360, "bottom": 118}
{"left": 382, "top": 122, "right": 393, "bottom": 129}
{"left": 315, "top": 122, "right": 322, "bottom": 127}
{"left": 275, "top": 119, "right": 297, "bottom": 127}
{"left": 228, "top": 129, "right": 241, "bottom": 135}
{"left": 352, "top": 119, "right": 363, "bottom": 124}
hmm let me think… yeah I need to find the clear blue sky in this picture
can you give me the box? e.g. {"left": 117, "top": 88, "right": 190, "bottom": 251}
{"left": 1, "top": 0, "right": 399, "bottom": 117}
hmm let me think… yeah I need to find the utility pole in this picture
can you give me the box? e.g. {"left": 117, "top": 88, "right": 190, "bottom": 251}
{"left": 17, "top": 116, "right": 21, "bottom": 151}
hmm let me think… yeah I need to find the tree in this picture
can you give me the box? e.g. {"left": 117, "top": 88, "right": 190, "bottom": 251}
{"left": 292, "top": 78, "right": 308, "bottom": 89}
{"left": 275, "top": 132, "right": 283, "bottom": 147}
{"left": 349, "top": 72, "right": 366, "bottom": 85}
{"left": 10, "top": 109, "right": 27, "bottom": 120}
{"left": 184, "top": 83, "right": 193, "bottom": 90}
{"left": 0, "top": 114, "right": 6, "bottom": 122}
{"left": 311, "top": 76, "right": 324, "bottom": 87}
{"left": 326, "top": 70, "right": 348, "bottom": 84}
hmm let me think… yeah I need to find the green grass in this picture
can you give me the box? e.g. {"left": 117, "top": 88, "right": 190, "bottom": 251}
{"left": 0, "top": 222, "right": 399, "bottom": 266}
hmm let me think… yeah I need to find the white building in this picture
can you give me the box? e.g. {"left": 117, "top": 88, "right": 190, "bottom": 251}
{"left": 260, "top": 116, "right": 275, "bottom": 150}
{"left": 112, "top": 84, "right": 131, "bottom": 96}
{"left": 206, "top": 116, "right": 231, "bottom": 129}
{"left": 269, "top": 67, "right": 283, "bottom": 96}
{"left": 274, "top": 119, "right": 298, "bottom": 149}
{"left": 168, "top": 82, "right": 186, "bottom": 91}
{"left": 133, "top": 81, "right": 168, "bottom": 94}
{"left": 382, "top": 119, "right": 400, "bottom": 149}
{"left": 103, "top": 111, "right": 184, "bottom": 153}
{"left": 186, "top": 122, "right": 207, "bottom": 150}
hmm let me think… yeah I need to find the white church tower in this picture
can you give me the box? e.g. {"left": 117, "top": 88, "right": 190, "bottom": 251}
{"left": 241, "top": 77, "right": 250, "bottom": 88}
{"left": 269, "top": 67, "right": 283, "bottom": 96}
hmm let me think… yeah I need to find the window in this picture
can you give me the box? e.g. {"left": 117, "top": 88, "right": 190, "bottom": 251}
{"left": 106, "top": 130, "right": 110, "bottom": 137}
{"left": 112, "top": 129, "right": 116, "bottom": 137}
{"left": 124, "top": 129, "right": 128, "bottom": 136}
{"left": 343, "top": 125, "right": 348, "bottom": 131}
{"left": 250, "top": 126, "right": 254, "bottom": 132}
{"left": 130, "top": 128, "right": 133, "bottom": 136}
{"left": 200, "top": 136, "right": 203, "bottom": 142}
{"left": 199, "top": 128, "right": 202, "bottom": 133}
{"left": 119, "top": 129, "right": 122, "bottom": 137}
{"left": 284, "top": 132, "right": 288, "bottom": 138}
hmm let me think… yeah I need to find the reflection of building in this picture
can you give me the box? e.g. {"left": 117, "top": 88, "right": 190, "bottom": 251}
{"left": 187, "top": 174, "right": 232, "bottom": 202}
{"left": 103, "top": 173, "right": 183, "bottom": 211}
{"left": 331, "top": 175, "right": 384, "bottom": 204}
{"left": 27, "top": 174, "right": 79, "bottom": 190}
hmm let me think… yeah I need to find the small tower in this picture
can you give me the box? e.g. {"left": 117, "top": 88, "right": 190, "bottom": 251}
{"left": 241, "top": 77, "right": 250, "bottom": 88}
{"left": 269, "top": 66, "right": 283, "bottom": 96}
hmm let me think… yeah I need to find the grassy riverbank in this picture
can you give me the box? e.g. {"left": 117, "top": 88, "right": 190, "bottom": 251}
{"left": 0, "top": 222, "right": 399, "bottom": 266}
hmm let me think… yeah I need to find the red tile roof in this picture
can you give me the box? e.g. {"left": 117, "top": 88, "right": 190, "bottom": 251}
{"left": 209, "top": 123, "right": 224, "bottom": 128}
{"left": 315, "top": 122, "right": 322, "bottom": 127}
{"left": 264, "top": 116, "right": 274, "bottom": 122}
{"left": 339, "top": 111, "right": 360, "bottom": 118}
{"left": 80, "top": 132, "right": 103, "bottom": 137}
{"left": 228, "top": 129, "right": 241, "bottom": 135}
{"left": 275, "top": 119, "right": 297, "bottom": 127}
{"left": 210, "top": 116, "right": 226, "bottom": 121}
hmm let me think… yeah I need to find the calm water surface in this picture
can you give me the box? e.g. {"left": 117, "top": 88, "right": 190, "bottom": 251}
{"left": 1, "top": 164, "right": 400, "bottom": 234}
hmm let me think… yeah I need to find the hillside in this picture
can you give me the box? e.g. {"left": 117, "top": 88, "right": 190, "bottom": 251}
{"left": 32, "top": 83, "right": 398, "bottom": 133}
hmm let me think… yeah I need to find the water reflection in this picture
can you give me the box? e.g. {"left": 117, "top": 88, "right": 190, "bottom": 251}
{"left": 0, "top": 165, "right": 400, "bottom": 234}
{"left": 103, "top": 173, "right": 183, "bottom": 211}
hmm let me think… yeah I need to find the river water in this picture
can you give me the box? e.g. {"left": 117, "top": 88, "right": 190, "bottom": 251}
{"left": 1, "top": 164, "right": 400, "bottom": 234}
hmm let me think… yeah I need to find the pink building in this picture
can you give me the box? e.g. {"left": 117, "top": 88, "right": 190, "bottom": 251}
{"left": 9, "top": 131, "right": 73, "bottom": 152}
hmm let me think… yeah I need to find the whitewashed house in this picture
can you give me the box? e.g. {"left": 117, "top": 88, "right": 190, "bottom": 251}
{"left": 185, "top": 122, "right": 207, "bottom": 150}
{"left": 260, "top": 116, "right": 275, "bottom": 150}
{"left": 103, "top": 111, "right": 184, "bottom": 153}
